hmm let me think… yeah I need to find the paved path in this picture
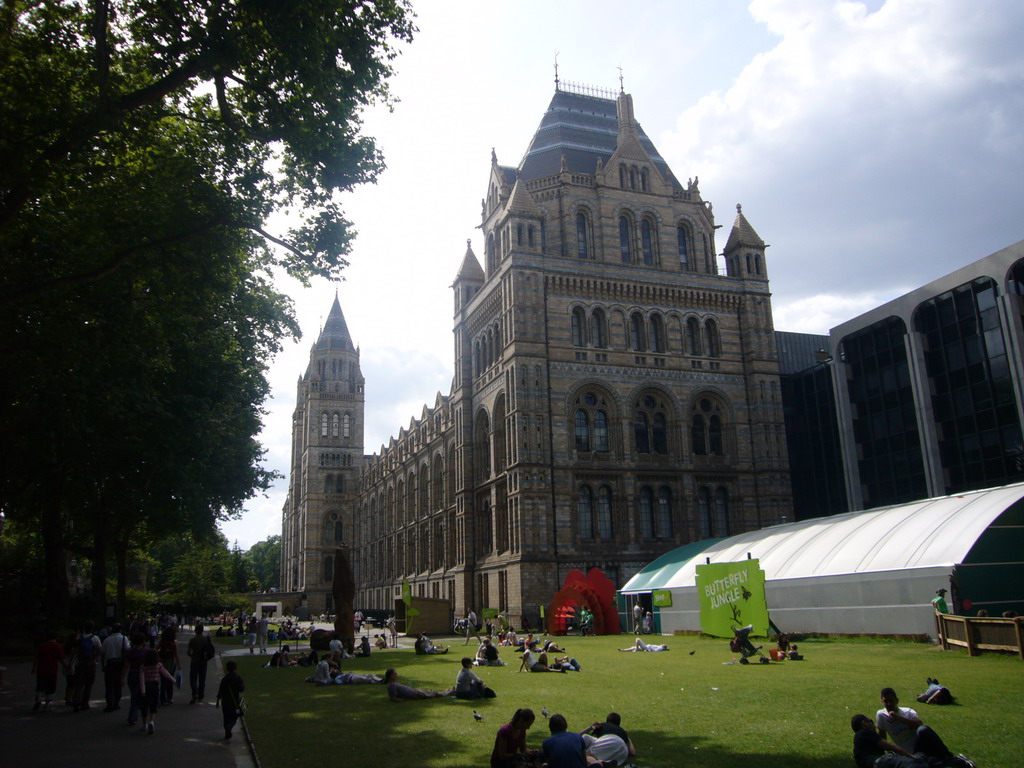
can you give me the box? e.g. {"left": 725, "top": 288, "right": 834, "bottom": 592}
{"left": 0, "top": 635, "right": 253, "bottom": 768}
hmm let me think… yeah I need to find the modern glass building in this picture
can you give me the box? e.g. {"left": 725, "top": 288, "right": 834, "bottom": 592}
{"left": 781, "top": 240, "right": 1024, "bottom": 515}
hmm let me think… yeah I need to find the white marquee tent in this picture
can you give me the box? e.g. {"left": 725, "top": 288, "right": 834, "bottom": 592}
{"left": 620, "top": 483, "right": 1024, "bottom": 637}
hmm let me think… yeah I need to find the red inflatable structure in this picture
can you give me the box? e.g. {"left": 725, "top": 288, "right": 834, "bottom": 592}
{"left": 546, "top": 567, "right": 622, "bottom": 636}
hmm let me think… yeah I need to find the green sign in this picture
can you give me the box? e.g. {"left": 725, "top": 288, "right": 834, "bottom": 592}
{"left": 652, "top": 589, "right": 673, "bottom": 607}
{"left": 695, "top": 559, "right": 768, "bottom": 638}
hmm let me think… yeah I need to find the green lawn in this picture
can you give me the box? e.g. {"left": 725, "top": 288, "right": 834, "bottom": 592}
{"left": 236, "top": 634, "right": 1023, "bottom": 768}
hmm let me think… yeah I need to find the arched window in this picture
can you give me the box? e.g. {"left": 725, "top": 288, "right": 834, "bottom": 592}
{"left": 619, "top": 164, "right": 627, "bottom": 188}
{"left": 640, "top": 168, "right": 649, "bottom": 192}
{"left": 576, "top": 212, "right": 590, "bottom": 260}
{"left": 331, "top": 412, "right": 340, "bottom": 437}
{"left": 709, "top": 415, "right": 723, "bottom": 455}
{"left": 320, "top": 412, "right": 329, "bottom": 438}
{"left": 323, "top": 554, "right": 334, "bottom": 583}
{"left": 486, "top": 233, "right": 496, "bottom": 274}
{"left": 687, "top": 317, "right": 702, "bottom": 356}
{"left": 574, "top": 409, "right": 590, "bottom": 452}
{"left": 639, "top": 486, "right": 655, "bottom": 538}
{"left": 578, "top": 486, "right": 594, "bottom": 539}
{"left": 650, "top": 314, "right": 666, "bottom": 353}
{"left": 619, "top": 216, "right": 633, "bottom": 263}
{"left": 629, "top": 167, "right": 637, "bottom": 190}
{"left": 697, "top": 487, "right": 712, "bottom": 539}
{"left": 516, "top": 224, "right": 523, "bottom": 246}
{"left": 635, "top": 394, "right": 670, "bottom": 455}
{"left": 324, "top": 475, "right": 333, "bottom": 494}
{"left": 571, "top": 308, "right": 586, "bottom": 347}
{"left": 597, "top": 485, "right": 613, "bottom": 538}
{"left": 589, "top": 309, "right": 607, "bottom": 348}
{"left": 706, "top": 319, "right": 721, "bottom": 357}
{"left": 528, "top": 225, "right": 535, "bottom": 247}
{"left": 641, "top": 218, "right": 655, "bottom": 265}
{"left": 573, "top": 391, "right": 611, "bottom": 454}
{"left": 334, "top": 519, "right": 343, "bottom": 542}
{"left": 630, "top": 312, "right": 646, "bottom": 351}
{"left": 633, "top": 412, "right": 650, "bottom": 454}
{"left": 656, "top": 487, "right": 673, "bottom": 538}
{"left": 692, "top": 414, "right": 707, "bottom": 455}
{"left": 343, "top": 413, "right": 351, "bottom": 438}
{"left": 587, "top": 410, "right": 605, "bottom": 452}
{"left": 714, "top": 487, "right": 730, "bottom": 536}
{"left": 703, "top": 234, "right": 713, "bottom": 273}
{"left": 692, "top": 398, "right": 726, "bottom": 457}
{"left": 677, "top": 225, "right": 690, "bottom": 270}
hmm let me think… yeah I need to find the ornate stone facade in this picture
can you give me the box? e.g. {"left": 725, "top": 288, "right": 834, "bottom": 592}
{"left": 284, "top": 85, "right": 793, "bottom": 620}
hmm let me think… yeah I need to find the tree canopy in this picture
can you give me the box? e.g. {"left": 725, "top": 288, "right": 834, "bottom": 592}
{"left": 0, "top": 0, "right": 414, "bottom": 622}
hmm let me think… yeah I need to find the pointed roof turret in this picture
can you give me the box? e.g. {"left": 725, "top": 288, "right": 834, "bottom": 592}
{"left": 455, "top": 239, "right": 485, "bottom": 283}
{"left": 315, "top": 292, "right": 355, "bottom": 352}
{"left": 725, "top": 204, "right": 767, "bottom": 252}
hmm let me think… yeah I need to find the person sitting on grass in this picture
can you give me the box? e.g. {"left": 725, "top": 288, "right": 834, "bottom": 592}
{"left": 414, "top": 634, "right": 449, "bottom": 655}
{"left": 268, "top": 645, "right": 297, "bottom": 667}
{"left": 852, "top": 713, "right": 933, "bottom": 768}
{"left": 876, "top": 688, "right": 974, "bottom": 768}
{"left": 618, "top": 638, "right": 669, "bottom": 652}
{"left": 478, "top": 637, "right": 505, "bottom": 666}
{"left": 454, "top": 657, "right": 496, "bottom": 699}
{"left": 306, "top": 659, "right": 333, "bottom": 685}
{"left": 491, "top": 708, "right": 542, "bottom": 768}
{"left": 354, "top": 636, "right": 371, "bottom": 657}
{"left": 542, "top": 713, "right": 587, "bottom": 768}
{"left": 384, "top": 668, "right": 452, "bottom": 701}
{"left": 374, "top": 634, "right": 388, "bottom": 650}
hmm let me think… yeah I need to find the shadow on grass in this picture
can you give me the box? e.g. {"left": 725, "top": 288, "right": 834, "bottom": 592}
{"left": 625, "top": 729, "right": 848, "bottom": 768}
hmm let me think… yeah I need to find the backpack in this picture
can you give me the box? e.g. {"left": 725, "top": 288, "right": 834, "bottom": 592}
{"left": 78, "top": 634, "right": 96, "bottom": 662}
{"left": 204, "top": 636, "right": 216, "bottom": 661}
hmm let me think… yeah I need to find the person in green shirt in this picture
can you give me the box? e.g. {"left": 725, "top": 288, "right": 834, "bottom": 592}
{"left": 931, "top": 588, "right": 949, "bottom": 614}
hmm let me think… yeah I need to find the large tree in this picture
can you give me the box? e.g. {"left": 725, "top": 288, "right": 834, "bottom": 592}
{"left": 0, "top": 0, "right": 414, "bottom": 621}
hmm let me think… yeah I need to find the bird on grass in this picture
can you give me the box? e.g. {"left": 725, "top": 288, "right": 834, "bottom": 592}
{"left": 473, "top": 710, "right": 484, "bottom": 721}
{"left": 689, "top": 650, "right": 696, "bottom": 655}
{"left": 541, "top": 707, "right": 550, "bottom": 718}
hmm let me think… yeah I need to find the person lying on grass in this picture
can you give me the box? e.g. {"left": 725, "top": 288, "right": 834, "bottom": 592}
{"left": 454, "top": 657, "right": 496, "bottom": 699}
{"left": 519, "top": 643, "right": 566, "bottom": 673}
{"left": 384, "top": 668, "right": 453, "bottom": 701}
{"left": 581, "top": 712, "right": 636, "bottom": 761}
{"left": 550, "top": 655, "right": 582, "bottom": 672}
{"left": 305, "top": 659, "right": 382, "bottom": 685}
{"left": 414, "top": 634, "right": 449, "bottom": 655}
{"left": 618, "top": 638, "right": 669, "bottom": 652}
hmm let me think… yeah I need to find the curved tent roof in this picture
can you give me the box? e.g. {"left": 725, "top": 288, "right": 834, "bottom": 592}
{"left": 623, "top": 482, "right": 1024, "bottom": 593}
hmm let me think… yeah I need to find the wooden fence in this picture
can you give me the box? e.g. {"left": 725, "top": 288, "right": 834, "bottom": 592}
{"left": 934, "top": 612, "right": 1024, "bottom": 659}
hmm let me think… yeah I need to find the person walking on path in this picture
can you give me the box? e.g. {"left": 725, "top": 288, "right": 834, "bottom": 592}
{"left": 157, "top": 627, "right": 180, "bottom": 705}
{"left": 216, "top": 660, "right": 246, "bottom": 741}
{"left": 257, "top": 616, "right": 269, "bottom": 653}
{"left": 138, "top": 649, "right": 176, "bottom": 735}
{"left": 100, "top": 622, "right": 127, "bottom": 712}
{"left": 187, "top": 624, "right": 215, "bottom": 703}
{"left": 31, "top": 631, "right": 64, "bottom": 711}
{"left": 76, "top": 621, "right": 102, "bottom": 711}
{"left": 123, "top": 633, "right": 147, "bottom": 726}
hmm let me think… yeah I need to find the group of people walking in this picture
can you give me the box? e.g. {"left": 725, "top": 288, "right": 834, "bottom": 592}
{"left": 31, "top": 618, "right": 245, "bottom": 741}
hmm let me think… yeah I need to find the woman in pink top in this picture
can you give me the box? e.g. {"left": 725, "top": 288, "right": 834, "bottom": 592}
{"left": 139, "top": 649, "right": 176, "bottom": 734}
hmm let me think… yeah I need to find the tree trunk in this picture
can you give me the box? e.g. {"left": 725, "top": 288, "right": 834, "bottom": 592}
{"left": 114, "top": 537, "right": 129, "bottom": 621}
{"left": 91, "top": 520, "right": 108, "bottom": 620}
{"left": 40, "top": 495, "right": 70, "bottom": 625}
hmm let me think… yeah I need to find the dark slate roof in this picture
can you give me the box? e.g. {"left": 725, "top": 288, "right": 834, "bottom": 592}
{"left": 519, "top": 90, "right": 680, "bottom": 187}
{"left": 315, "top": 294, "right": 355, "bottom": 352}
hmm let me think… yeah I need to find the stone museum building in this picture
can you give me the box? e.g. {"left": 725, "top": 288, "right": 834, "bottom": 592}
{"left": 281, "top": 83, "right": 793, "bottom": 621}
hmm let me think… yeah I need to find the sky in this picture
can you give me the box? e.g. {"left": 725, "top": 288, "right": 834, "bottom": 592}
{"left": 219, "top": 0, "right": 1024, "bottom": 549}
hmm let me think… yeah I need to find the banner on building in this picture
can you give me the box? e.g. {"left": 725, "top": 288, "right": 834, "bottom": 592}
{"left": 695, "top": 559, "right": 769, "bottom": 637}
